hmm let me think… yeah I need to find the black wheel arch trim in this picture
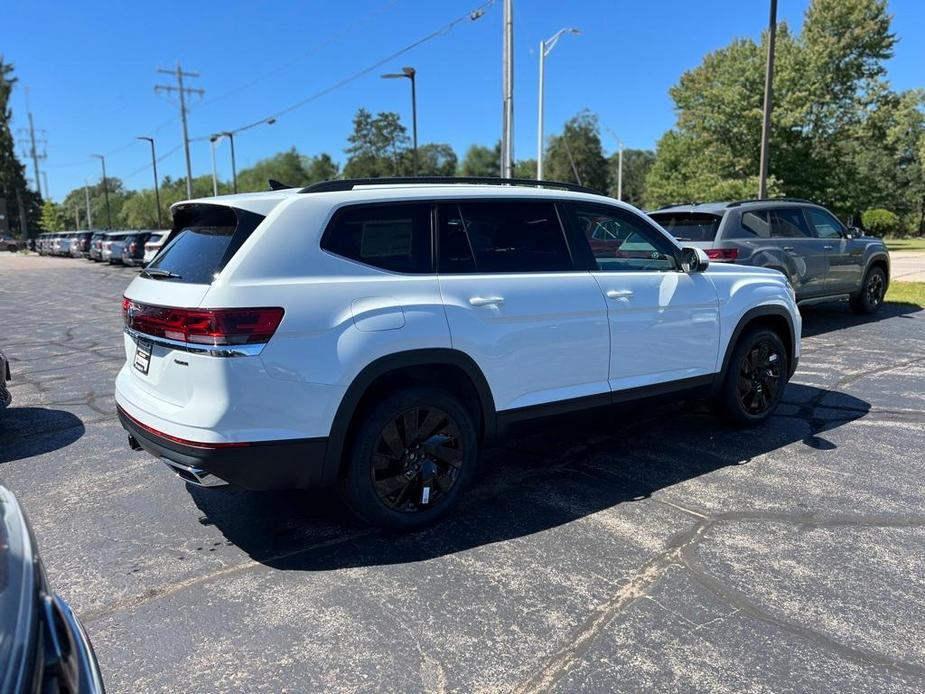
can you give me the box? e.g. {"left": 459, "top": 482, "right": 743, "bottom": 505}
{"left": 321, "top": 348, "right": 497, "bottom": 485}
{"left": 719, "top": 305, "right": 798, "bottom": 382}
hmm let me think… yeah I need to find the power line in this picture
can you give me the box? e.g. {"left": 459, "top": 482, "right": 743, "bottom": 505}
{"left": 199, "top": 0, "right": 495, "bottom": 138}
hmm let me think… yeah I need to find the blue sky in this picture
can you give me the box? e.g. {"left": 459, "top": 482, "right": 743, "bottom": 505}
{"left": 5, "top": 0, "right": 924, "bottom": 201}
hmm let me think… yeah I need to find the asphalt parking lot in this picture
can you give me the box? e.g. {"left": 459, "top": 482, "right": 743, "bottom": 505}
{"left": 2, "top": 253, "right": 924, "bottom": 692}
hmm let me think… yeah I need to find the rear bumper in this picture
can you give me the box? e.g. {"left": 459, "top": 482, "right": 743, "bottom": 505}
{"left": 117, "top": 405, "right": 329, "bottom": 490}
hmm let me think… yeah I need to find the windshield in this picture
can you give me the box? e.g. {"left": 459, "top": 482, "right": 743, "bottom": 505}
{"left": 649, "top": 212, "right": 721, "bottom": 242}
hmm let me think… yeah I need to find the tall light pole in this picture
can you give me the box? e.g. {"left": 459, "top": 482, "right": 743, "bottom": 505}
{"left": 209, "top": 136, "right": 220, "bottom": 197}
{"left": 606, "top": 128, "right": 624, "bottom": 201}
{"left": 91, "top": 154, "right": 112, "bottom": 229}
{"left": 758, "top": 0, "right": 777, "bottom": 199}
{"left": 500, "top": 0, "right": 514, "bottom": 178}
{"left": 212, "top": 118, "right": 274, "bottom": 194}
{"left": 381, "top": 67, "right": 418, "bottom": 176}
{"left": 137, "top": 137, "right": 163, "bottom": 229}
{"left": 536, "top": 27, "right": 580, "bottom": 181}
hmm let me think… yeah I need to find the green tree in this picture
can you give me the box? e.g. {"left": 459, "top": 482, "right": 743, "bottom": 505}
{"left": 343, "top": 108, "right": 410, "bottom": 178}
{"left": 544, "top": 110, "right": 609, "bottom": 192}
{"left": 608, "top": 149, "right": 655, "bottom": 208}
{"left": 460, "top": 144, "right": 500, "bottom": 177}
{"left": 39, "top": 200, "right": 65, "bottom": 231}
{"left": 303, "top": 153, "right": 339, "bottom": 183}
{"left": 407, "top": 143, "right": 458, "bottom": 177}
{"left": 236, "top": 148, "right": 309, "bottom": 192}
{"left": 0, "top": 57, "right": 41, "bottom": 237}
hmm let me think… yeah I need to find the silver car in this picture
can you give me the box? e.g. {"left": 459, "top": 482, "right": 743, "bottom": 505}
{"left": 102, "top": 232, "right": 128, "bottom": 264}
{"left": 649, "top": 199, "right": 891, "bottom": 314}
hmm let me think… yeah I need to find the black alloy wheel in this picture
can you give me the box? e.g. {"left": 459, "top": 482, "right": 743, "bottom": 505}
{"left": 737, "top": 340, "right": 782, "bottom": 415}
{"left": 340, "top": 387, "right": 478, "bottom": 530}
{"left": 371, "top": 406, "right": 464, "bottom": 512}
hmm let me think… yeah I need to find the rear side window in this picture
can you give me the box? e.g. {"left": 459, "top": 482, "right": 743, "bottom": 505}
{"left": 730, "top": 210, "right": 771, "bottom": 238}
{"left": 649, "top": 212, "right": 721, "bottom": 242}
{"left": 321, "top": 203, "right": 431, "bottom": 273}
{"left": 146, "top": 205, "right": 264, "bottom": 284}
{"left": 437, "top": 200, "right": 572, "bottom": 273}
{"left": 769, "top": 208, "right": 811, "bottom": 238}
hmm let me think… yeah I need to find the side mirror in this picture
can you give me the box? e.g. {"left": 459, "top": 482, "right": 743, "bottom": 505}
{"left": 845, "top": 226, "right": 861, "bottom": 239}
{"left": 680, "top": 246, "right": 710, "bottom": 273}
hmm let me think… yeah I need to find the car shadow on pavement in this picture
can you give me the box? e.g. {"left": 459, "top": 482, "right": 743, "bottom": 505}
{"left": 0, "top": 407, "right": 85, "bottom": 464}
{"left": 188, "top": 382, "right": 870, "bottom": 572}
{"left": 800, "top": 301, "right": 922, "bottom": 338}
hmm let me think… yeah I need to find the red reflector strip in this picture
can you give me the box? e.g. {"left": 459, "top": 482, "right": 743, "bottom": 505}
{"left": 117, "top": 405, "right": 251, "bottom": 449}
{"left": 122, "top": 297, "right": 284, "bottom": 346}
{"left": 705, "top": 248, "right": 739, "bottom": 261}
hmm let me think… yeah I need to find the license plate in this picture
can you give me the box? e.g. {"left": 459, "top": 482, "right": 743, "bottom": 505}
{"left": 133, "top": 340, "right": 152, "bottom": 375}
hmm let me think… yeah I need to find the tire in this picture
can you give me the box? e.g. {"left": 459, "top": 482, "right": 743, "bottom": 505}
{"left": 339, "top": 386, "right": 479, "bottom": 531}
{"left": 716, "top": 327, "right": 789, "bottom": 427}
{"left": 850, "top": 266, "right": 886, "bottom": 314}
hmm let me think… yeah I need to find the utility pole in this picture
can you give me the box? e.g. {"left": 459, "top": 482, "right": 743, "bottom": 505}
{"left": 155, "top": 62, "right": 204, "bottom": 199}
{"left": 74, "top": 205, "right": 80, "bottom": 230}
{"left": 606, "top": 128, "right": 624, "bottom": 201}
{"left": 500, "top": 0, "right": 514, "bottom": 179}
{"left": 41, "top": 171, "right": 49, "bottom": 201}
{"left": 209, "top": 136, "right": 220, "bottom": 196}
{"left": 17, "top": 94, "right": 47, "bottom": 199}
{"left": 84, "top": 181, "right": 93, "bottom": 229}
{"left": 137, "top": 137, "right": 163, "bottom": 228}
{"left": 758, "top": 0, "right": 777, "bottom": 199}
{"left": 15, "top": 189, "right": 28, "bottom": 239}
{"left": 91, "top": 154, "right": 112, "bottom": 229}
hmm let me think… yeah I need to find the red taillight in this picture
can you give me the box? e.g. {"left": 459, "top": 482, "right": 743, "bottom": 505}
{"left": 705, "top": 248, "right": 739, "bottom": 261}
{"left": 123, "top": 298, "right": 284, "bottom": 346}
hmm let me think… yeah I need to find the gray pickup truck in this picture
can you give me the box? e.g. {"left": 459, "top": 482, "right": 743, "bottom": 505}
{"left": 649, "top": 199, "right": 891, "bottom": 314}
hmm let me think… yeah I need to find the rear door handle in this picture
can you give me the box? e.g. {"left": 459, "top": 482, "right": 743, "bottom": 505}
{"left": 606, "top": 289, "right": 634, "bottom": 299}
{"left": 469, "top": 296, "right": 504, "bottom": 307}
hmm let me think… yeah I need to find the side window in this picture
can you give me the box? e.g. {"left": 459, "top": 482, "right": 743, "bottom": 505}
{"left": 739, "top": 210, "right": 771, "bottom": 238}
{"left": 805, "top": 207, "right": 844, "bottom": 239}
{"left": 321, "top": 203, "right": 431, "bottom": 273}
{"left": 437, "top": 200, "right": 572, "bottom": 273}
{"left": 567, "top": 204, "right": 678, "bottom": 272}
{"left": 769, "top": 208, "right": 812, "bottom": 238}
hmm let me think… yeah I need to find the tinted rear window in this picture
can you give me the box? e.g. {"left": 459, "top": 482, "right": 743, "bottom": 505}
{"left": 321, "top": 203, "right": 431, "bottom": 273}
{"left": 145, "top": 206, "right": 264, "bottom": 283}
{"left": 649, "top": 213, "right": 721, "bottom": 242}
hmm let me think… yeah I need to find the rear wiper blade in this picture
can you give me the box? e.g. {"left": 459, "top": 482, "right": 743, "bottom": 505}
{"left": 140, "top": 268, "right": 182, "bottom": 279}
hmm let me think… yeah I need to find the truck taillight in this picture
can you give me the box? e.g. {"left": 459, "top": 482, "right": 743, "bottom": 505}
{"left": 705, "top": 248, "right": 738, "bottom": 261}
{"left": 123, "top": 298, "right": 284, "bottom": 345}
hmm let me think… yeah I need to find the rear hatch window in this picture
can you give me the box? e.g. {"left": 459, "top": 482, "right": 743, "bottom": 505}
{"left": 144, "top": 205, "right": 264, "bottom": 284}
{"left": 649, "top": 212, "right": 721, "bottom": 243}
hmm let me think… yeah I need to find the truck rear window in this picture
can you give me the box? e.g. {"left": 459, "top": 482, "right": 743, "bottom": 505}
{"left": 145, "top": 205, "right": 264, "bottom": 283}
{"left": 649, "top": 213, "right": 721, "bottom": 242}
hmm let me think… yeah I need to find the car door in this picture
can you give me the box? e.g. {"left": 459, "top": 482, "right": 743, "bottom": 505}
{"left": 768, "top": 206, "right": 829, "bottom": 297}
{"left": 562, "top": 202, "right": 720, "bottom": 393}
{"left": 803, "top": 206, "right": 862, "bottom": 294}
{"left": 436, "top": 199, "right": 610, "bottom": 413}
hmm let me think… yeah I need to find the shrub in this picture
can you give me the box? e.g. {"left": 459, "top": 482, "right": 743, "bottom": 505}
{"left": 861, "top": 208, "right": 901, "bottom": 237}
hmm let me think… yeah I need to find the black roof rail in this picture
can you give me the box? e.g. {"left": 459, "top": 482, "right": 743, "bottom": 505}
{"left": 655, "top": 201, "right": 703, "bottom": 210}
{"left": 298, "top": 176, "right": 603, "bottom": 196}
{"left": 726, "top": 196, "right": 815, "bottom": 207}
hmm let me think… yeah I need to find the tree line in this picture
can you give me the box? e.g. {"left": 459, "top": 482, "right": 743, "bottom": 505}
{"left": 23, "top": 0, "right": 925, "bottom": 236}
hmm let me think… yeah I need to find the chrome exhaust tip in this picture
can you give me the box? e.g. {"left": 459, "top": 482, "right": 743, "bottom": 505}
{"left": 160, "top": 458, "right": 227, "bottom": 488}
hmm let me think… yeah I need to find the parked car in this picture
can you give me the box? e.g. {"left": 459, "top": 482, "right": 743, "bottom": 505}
{"left": 0, "top": 484, "right": 105, "bottom": 692}
{"left": 648, "top": 198, "right": 890, "bottom": 314}
{"left": 116, "top": 178, "right": 801, "bottom": 530}
{"left": 121, "top": 232, "right": 152, "bottom": 267}
{"left": 88, "top": 232, "right": 106, "bottom": 261}
{"left": 101, "top": 232, "right": 128, "bottom": 264}
{"left": 0, "top": 348, "right": 10, "bottom": 410}
{"left": 1, "top": 236, "right": 22, "bottom": 253}
{"left": 142, "top": 231, "right": 167, "bottom": 265}
{"left": 70, "top": 231, "right": 95, "bottom": 258}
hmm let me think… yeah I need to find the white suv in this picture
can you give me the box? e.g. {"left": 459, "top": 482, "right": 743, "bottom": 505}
{"left": 116, "top": 178, "right": 801, "bottom": 530}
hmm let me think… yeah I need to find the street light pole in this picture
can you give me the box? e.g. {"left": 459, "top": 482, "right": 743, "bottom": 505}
{"left": 536, "top": 27, "right": 580, "bottom": 181}
{"left": 758, "top": 0, "right": 777, "bottom": 199}
{"left": 137, "top": 137, "right": 163, "bottom": 229}
{"left": 91, "top": 154, "right": 112, "bottom": 229}
{"left": 381, "top": 67, "right": 418, "bottom": 176}
{"left": 605, "top": 128, "right": 624, "bottom": 201}
{"left": 501, "top": 0, "right": 514, "bottom": 179}
{"left": 84, "top": 180, "right": 93, "bottom": 229}
{"left": 225, "top": 132, "right": 238, "bottom": 194}
{"left": 209, "top": 136, "right": 219, "bottom": 197}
